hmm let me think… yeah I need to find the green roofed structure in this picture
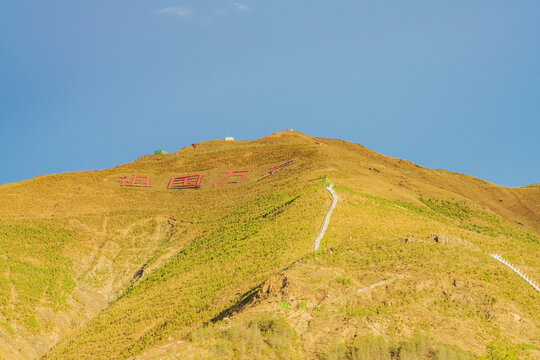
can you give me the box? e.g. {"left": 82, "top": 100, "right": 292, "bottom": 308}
{"left": 154, "top": 150, "right": 168, "bottom": 155}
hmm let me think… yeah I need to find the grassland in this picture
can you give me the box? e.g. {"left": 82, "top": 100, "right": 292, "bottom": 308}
{"left": 151, "top": 177, "right": 538, "bottom": 359}
{"left": 0, "top": 131, "right": 537, "bottom": 359}
{"left": 0, "top": 220, "right": 75, "bottom": 332}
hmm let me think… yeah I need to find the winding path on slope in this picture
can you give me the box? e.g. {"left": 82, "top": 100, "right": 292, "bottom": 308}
{"left": 310, "top": 181, "right": 538, "bottom": 296}
{"left": 313, "top": 182, "right": 338, "bottom": 251}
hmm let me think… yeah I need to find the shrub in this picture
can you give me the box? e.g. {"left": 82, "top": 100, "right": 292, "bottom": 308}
{"left": 349, "top": 335, "right": 390, "bottom": 360}
{"left": 323, "top": 343, "right": 349, "bottom": 360}
{"left": 418, "top": 197, "right": 473, "bottom": 219}
{"left": 322, "top": 333, "right": 476, "bottom": 360}
{"left": 397, "top": 332, "right": 434, "bottom": 360}
{"left": 480, "top": 338, "right": 521, "bottom": 360}
{"left": 435, "top": 343, "right": 474, "bottom": 360}
{"left": 188, "top": 315, "right": 300, "bottom": 359}
{"left": 337, "top": 277, "right": 352, "bottom": 286}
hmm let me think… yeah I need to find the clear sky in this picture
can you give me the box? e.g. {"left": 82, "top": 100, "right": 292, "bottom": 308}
{"left": 1, "top": 1, "right": 539, "bottom": 187}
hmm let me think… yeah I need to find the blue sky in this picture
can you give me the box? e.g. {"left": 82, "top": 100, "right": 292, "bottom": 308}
{"left": 1, "top": 1, "right": 539, "bottom": 187}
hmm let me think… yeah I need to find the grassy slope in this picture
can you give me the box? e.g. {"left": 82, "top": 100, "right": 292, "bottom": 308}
{"left": 0, "top": 131, "right": 537, "bottom": 359}
{"left": 133, "top": 182, "right": 539, "bottom": 359}
{"left": 0, "top": 135, "right": 325, "bottom": 359}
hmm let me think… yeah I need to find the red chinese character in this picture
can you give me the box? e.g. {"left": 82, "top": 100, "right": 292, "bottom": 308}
{"left": 119, "top": 176, "right": 152, "bottom": 187}
{"left": 261, "top": 158, "right": 298, "bottom": 179}
{"left": 213, "top": 170, "right": 253, "bottom": 185}
{"left": 168, "top": 174, "right": 203, "bottom": 189}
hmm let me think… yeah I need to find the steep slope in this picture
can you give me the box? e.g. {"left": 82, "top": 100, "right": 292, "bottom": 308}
{"left": 0, "top": 134, "right": 325, "bottom": 359}
{"left": 0, "top": 131, "right": 537, "bottom": 359}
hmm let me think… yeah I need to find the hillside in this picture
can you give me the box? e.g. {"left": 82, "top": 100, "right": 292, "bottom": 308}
{"left": 0, "top": 131, "right": 538, "bottom": 359}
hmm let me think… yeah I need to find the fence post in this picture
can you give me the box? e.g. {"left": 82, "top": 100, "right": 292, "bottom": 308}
{"left": 490, "top": 253, "right": 539, "bottom": 293}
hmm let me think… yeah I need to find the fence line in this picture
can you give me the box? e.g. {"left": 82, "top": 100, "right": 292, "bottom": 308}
{"left": 314, "top": 183, "right": 338, "bottom": 251}
{"left": 490, "top": 254, "right": 540, "bottom": 292}
{"left": 309, "top": 182, "right": 538, "bottom": 296}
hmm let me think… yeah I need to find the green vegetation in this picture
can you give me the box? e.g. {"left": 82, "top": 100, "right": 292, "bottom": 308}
{"left": 45, "top": 182, "right": 327, "bottom": 359}
{"left": 323, "top": 333, "right": 475, "bottom": 360}
{"left": 479, "top": 338, "right": 524, "bottom": 360}
{"left": 351, "top": 191, "right": 431, "bottom": 218}
{"left": 0, "top": 221, "right": 75, "bottom": 332}
{"left": 323, "top": 333, "right": 535, "bottom": 360}
{"left": 331, "top": 184, "right": 539, "bottom": 280}
{"left": 336, "top": 276, "right": 352, "bottom": 286}
{"left": 418, "top": 197, "right": 474, "bottom": 219}
{"left": 460, "top": 223, "right": 499, "bottom": 238}
{"left": 0, "top": 131, "right": 537, "bottom": 359}
{"left": 188, "top": 315, "right": 300, "bottom": 359}
{"left": 418, "top": 197, "right": 539, "bottom": 247}
{"left": 521, "top": 343, "right": 538, "bottom": 351}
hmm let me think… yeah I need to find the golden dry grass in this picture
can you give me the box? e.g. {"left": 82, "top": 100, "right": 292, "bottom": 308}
{"left": 0, "top": 131, "right": 537, "bottom": 359}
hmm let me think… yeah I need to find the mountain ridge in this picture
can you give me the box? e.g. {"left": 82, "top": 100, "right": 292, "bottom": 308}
{"left": 0, "top": 131, "right": 537, "bottom": 359}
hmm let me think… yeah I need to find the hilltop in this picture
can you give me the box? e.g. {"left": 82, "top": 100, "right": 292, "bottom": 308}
{"left": 0, "top": 131, "right": 538, "bottom": 359}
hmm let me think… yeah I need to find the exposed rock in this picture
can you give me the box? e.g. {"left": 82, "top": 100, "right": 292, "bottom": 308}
{"left": 429, "top": 233, "right": 479, "bottom": 250}
{"left": 398, "top": 235, "right": 420, "bottom": 243}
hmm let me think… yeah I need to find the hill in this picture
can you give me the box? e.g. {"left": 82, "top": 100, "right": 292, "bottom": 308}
{"left": 0, "top": 131, "right": 538, "bottom": 359}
